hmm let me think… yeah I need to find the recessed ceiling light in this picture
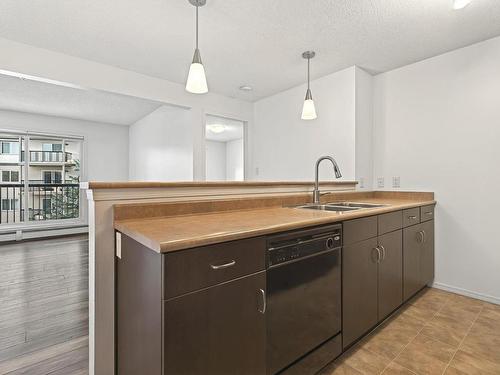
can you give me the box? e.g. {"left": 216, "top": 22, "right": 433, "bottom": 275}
{"left": 239, "top": 85, "right": 253, "bottom": 91}
{"left": 207, "top": 124, "right": 226, "bottom": 133}
{"left": 453, "top": 0, "right": 472, "bottom": 10}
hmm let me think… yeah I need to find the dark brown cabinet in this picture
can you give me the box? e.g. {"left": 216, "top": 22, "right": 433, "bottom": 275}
{"left": 342, "top": 237, "right": 379, "bottom": 348}
{"left": 117, "top": 234, "right": 267, "bottom": 375}
{"left": 342, "top": 214, "right": 404, "bottom": 348}
{"left": 164, "top": 272, "right": 266, "bottom": 375}
{"left": 403, "top": 220, "right": 435, "bottom": 301}
{"left": 378, "top": 230, "right": 403, "bottom": 320}
{"left": 420, "top": 220, "right": 435, "bottom": 286}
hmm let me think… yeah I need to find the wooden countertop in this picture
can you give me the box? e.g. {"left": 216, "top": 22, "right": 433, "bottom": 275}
{"left": 114, "top": 196, "right": 435, "bottom": 253}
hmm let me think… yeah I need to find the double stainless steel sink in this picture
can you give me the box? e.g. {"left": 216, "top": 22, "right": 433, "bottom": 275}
{"left": 294, "top": 202, "right": 388, "bottom": 212}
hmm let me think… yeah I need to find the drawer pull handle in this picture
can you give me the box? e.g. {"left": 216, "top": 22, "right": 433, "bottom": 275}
{"left": 408, "top": 215, "right": 417, "bottom": 220}
{"left": 258, "top": 289, "right": 266, "bottom": 314}
{"left": 424, "top": 212, "right": 433, "bottom": 216}
{"left": 210, "top": 260, "right": 236, "bottom": 270}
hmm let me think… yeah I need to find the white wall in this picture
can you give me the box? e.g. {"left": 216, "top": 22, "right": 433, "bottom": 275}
{"left": 205, "top": 138, "right": 244, "bottom": 181}
{"left": 0, "top": 109, "right": 129, "bottom": 181}
{"left": 206, "top": 140, "right": 226, "bottom": 181}
{"left": 129, "top": 105, "right": 192, "bottom": 181}
{"left": 373, "top": 35, "right": 500, "bottom": 303}
{"left": 251, "top": 67, "right": 356, "bottom": 181}
{"left": 354, "top": 67, "right": 374, "bottom": 190}
{"left": 226, "top": 138, "right": 244, "bottom": 181}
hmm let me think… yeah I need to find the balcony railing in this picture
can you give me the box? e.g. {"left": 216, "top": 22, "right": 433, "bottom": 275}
{"left": 20, "top": 151, "right": 73, "bottom": 163}
{"left": 0, "top": 182, "right": 80, "bottom": 224}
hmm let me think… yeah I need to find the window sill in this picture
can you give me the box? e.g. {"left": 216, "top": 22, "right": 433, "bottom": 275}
{"left": 0, "top": 219, "right": 88, "bottom": 242}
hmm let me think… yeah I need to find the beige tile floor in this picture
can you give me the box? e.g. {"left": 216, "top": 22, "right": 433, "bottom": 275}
{"left": 320, "top": 287, "right": 500, "bottom": 375}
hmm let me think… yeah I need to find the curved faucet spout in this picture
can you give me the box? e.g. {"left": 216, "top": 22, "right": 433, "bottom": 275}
{"left": 313, "top": 156, "right": 342, "bottom": 204}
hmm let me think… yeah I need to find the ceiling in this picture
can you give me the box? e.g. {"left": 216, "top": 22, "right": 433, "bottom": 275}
{"left": 0, "top": 73, "right": 163, "bottom": 126}
{"left": 206, "top": 115, "right": 244, "bottom": 142}
{"left": 1, "top": 1, "right": 500, "bottom": 101}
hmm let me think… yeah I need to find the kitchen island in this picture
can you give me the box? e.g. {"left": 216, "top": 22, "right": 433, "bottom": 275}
{"left": 95, "top": 183, "right": 435, "bottom": 375}
{"left": 85, "top": 180, "right": 359, "bottom": 375}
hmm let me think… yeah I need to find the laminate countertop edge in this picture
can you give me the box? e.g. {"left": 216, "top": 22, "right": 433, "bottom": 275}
{"left": 114, "top": 199, "right": 436, "bottom": 254}
{"left": 86, "top": 180, "right": 358, "bottom": 189}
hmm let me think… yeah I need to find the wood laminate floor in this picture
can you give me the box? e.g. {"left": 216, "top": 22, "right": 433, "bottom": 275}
{"left": 320, "top": 287, "right": 500, "bottom": 375}
{"left": 0, "top": 235, "right": 89, "bottom": 375}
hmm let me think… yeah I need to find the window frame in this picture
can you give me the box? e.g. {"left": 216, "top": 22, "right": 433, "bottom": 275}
{"left": 0, "top": 129, "right": 85, "bottom": 231}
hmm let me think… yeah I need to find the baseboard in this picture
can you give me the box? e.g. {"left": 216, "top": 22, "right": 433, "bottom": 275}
{"left": 432, "top": 282, "right": 500, "bottom": 305}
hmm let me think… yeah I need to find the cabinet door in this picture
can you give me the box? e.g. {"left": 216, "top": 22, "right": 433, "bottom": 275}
{"left": 378, "top": 230, "right": 403, "bottom": 320}
{"left": 342, "top": 237, "right": 379, "bottom": 348}
{"left": 403, "top": 223, "right": 424, "bottom": 301}
{"left": 420, "top": 220, "right": 435, "bottom": 286}
{"left": 164, "top": 272, "right": 266, "bottom": 375}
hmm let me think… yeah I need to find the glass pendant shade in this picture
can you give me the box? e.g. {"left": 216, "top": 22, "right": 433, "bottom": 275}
{"left": 186, "top": 49, "right": 208, "bottom": 94}
{"left": 301, "top": 88, "right": 317, "bottom": 120}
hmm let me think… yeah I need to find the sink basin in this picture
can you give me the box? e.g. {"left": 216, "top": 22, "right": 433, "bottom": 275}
{"left": 293, "top": 201, "right": 388, "bottom": 212}
{"left": 294, "top": 204, "right": 361, "bottom": 212}
{"left": 328, "top": 202, "right": 388, "bottom": 208}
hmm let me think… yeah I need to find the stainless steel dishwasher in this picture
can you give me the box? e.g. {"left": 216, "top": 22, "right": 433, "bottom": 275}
{"left": 267, "top": 224, "right": 342, "bottom": 375}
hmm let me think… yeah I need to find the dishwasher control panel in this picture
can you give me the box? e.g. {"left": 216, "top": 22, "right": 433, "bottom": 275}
{"left": 267, "top": 224, "right": 342, "bottom": 267}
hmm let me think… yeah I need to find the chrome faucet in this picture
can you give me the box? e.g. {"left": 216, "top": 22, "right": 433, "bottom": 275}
{"left": 313, "top": 156, "right": 342, "bottom": 204}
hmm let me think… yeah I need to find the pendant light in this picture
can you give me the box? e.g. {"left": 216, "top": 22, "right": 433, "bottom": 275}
{"left": 301, "top": 51, "right": 317, "bottom": 120}
{"left": 186, "top": 0, "right": 208, "bottom": 94}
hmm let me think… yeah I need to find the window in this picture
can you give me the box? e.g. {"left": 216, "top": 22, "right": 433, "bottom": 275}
{"left": 1, "top": 170, "right": 20, "bottom": 182}
{"left": 1, "top": 199, "right": 19, "bottom": 211}
{"left": 1, "top": 131, "right": 82, "bottom": 225}
{"left": 43, "top": 171, "right": 62, "bottom": 184}
{"left": 42, "top": 143, "right": 63, "bottom": 152}
{"left": 1, "top": 141, "right": 20, "bottom": 155}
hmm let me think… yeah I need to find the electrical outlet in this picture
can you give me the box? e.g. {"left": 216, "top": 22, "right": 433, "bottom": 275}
{"left": 359, "top": 177, "right": 365, "bottom": 189}
{"left": 377, "top": 177, "right": 385, "bottom": 189}
{"left": 255, "top": 167, "right": 260, "bottom": 176}
{"left": 392, "top": 176, "right": 401, "bottom": 188}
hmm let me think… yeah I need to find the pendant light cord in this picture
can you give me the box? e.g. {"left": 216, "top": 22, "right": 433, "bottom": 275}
{"left": 307, "top": 57, "right": 310, "bottom": 90}
{"left": 196, "top": 5, "right": 199, "bottom": 49}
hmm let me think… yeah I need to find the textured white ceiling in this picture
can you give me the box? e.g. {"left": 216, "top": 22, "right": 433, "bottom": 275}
{"left": 0, "top": 74, "right": 163, "bottom": 125}
{"left": 205, "top": 115, "right": 244, "bottom": 142}
{"left": 1, "top": 0, "right": 499, "bottom": 101}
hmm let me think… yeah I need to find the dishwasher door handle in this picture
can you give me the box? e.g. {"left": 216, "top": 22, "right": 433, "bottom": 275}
{"left": 258, "top": 289, "right": 266, "bottom": 314}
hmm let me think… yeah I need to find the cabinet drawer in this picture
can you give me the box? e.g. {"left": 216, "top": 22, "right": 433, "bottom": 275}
{"left": 378, "top": 211, "right": 402, "bottom": 235}
{"left": 420, "top": 205, "right": 435, "bottom": 222}
{"left": 163, "top": 237, "right": 266, "bottom": 299}
{"left": 343, "top": 216, "right": 378, "bottom": 246}
{"left": 402, "top": 208, "right": 420, "bottom": 227}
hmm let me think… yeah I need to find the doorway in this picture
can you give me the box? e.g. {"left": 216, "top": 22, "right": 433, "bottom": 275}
{"left": 205, "top": 115, "right": 245, "bottom": 181}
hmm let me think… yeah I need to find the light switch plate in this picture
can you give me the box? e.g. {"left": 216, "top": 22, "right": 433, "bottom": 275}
{"left": 392, "top": 176, "right": 401, "bottom": 188}
{"left": 377, "top": 177, "right": 385, "bottom": 189}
